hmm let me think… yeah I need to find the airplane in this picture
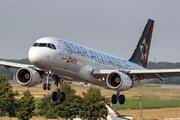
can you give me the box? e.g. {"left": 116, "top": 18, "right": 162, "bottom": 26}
{"left": 1, "top": 19, "right": 180, "bottom": 104}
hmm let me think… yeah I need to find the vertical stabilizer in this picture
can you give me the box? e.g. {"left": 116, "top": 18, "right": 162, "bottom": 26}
{"left": 129, "top": 19, "right": 154, "bottom": 68}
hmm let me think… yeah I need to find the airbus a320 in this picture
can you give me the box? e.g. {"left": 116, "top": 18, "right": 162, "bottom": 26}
{"left": 1, "top": 19, "right": 180, "bottom": 104}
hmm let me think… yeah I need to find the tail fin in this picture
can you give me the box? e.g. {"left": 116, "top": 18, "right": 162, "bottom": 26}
{"left": 129, "top": 19, "right": 154, "bottom": 68}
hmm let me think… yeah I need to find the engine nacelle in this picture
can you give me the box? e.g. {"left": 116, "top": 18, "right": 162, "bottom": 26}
{"left": 106, "top": 71, "right": 132, "bottom": 91}
{"left": 16, "top": 67, "right": 42, "bottom": 87}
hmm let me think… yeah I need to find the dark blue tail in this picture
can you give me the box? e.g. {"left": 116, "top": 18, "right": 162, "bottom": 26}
{"left": 129, "top": 19, "right": 154, "bottom": 68}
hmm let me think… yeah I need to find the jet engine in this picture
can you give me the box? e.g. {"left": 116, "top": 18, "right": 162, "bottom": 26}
{"left": 16, "top": 67, "right": 42, "bottom": 87}
{"left": 106, "top": 71, "right": 132, "bottom": 91}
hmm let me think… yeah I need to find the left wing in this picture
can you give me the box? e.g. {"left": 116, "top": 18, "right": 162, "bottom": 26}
{"left": 93, "top": 69, "right": 180, "bottom": 81}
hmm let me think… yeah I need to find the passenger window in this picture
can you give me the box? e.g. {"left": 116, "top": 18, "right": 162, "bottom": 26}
{"left": 39, "top": 43, "right": 47, "bottom": 47}
{"left": 33, "top": 43, "right": 39, "bottom": 47}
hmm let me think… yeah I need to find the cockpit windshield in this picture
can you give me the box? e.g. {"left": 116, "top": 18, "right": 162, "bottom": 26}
{"left": 33, "top": 43, "right": 39, "bottom": 47}
{"left": 39, "top": 43, "right": 47, "bottom": 47}
{"left": 32, "top": 43, "right": 57, "bottom": 50}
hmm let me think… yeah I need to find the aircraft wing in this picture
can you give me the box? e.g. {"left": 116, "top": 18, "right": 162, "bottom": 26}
{"left": 93, "top": 69, "right": 180, "bottom": 81}
{"left": 0, "top": 60, "right": 42, "bottom": 71}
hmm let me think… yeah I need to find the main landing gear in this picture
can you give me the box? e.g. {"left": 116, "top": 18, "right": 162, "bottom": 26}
{"left": 43, "top": 71, "right": 65, "bottom": 102}
{"left": 51, "top": 75, "right": 65, "bottom": 102}
{"left": 111, "top": 91, "right": 125, "bottom": 104}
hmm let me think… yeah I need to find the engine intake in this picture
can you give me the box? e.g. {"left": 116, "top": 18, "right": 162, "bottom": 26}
{"left": 16, "top": 67, "right": 42, "bottom": 87}
{"left": 106, "top": 71, "right": 132, "bottom": 91}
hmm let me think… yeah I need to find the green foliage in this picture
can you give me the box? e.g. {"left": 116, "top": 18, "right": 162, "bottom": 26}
{"left": 36, "top": 94, "right": 51, "bottom": 116}
{"left": 0, "top": 75, "right": 19, "bottom": 117}
{"left": 38, "top": 81, "right": 82, "bottom": 120}
{"left": 81, "top": 87, "right": 108, "bottom": 120}
{"left": 16, "top": 89, "right": 35, "bottom": 120}
{"left": 50, "top": 94, "right": 81, "bottom": 120}
{"left": 33, "top": 99, "right": 42, "bottom": 113}
{"left": 112, "top": 98, "right": 180, "bottom": 110}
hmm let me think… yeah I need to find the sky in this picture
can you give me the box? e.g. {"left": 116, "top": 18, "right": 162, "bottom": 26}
{"left": 0, "top": 0, "right": 180, "bottom": 62}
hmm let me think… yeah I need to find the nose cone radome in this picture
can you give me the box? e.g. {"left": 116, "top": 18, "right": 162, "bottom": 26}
{"left": 28, "top": 48, "right": 42, "bottom": 65}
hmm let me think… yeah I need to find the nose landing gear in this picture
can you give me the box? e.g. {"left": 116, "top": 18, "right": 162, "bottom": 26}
{"left": 43, "top": 71, "right": 52, "bottom": 90}
{"left": 111, "top": 91, "right": 125, "bottom": 104}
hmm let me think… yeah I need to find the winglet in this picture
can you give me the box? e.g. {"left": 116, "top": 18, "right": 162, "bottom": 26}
{"left": 129, "top": 19, "right": 154, "bottom": 68}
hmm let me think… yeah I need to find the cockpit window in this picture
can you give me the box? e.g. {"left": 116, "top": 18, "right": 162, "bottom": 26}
{"left": 47, "top": 44, "right": 52, "bottom": 49}
{"left": 47, "top": 43, "right": 56, "bottom": 50}
{"left": 39, "top": 43, "right": 47, "bottom": 47}
{"left": 51, "top": 44, "right": 56, "bottom": 50}
{"left": 32, "top": 42, "right": 56, "bottom": 50}
{"left": 33, "top": 43, "right": 39, "bottom": 47}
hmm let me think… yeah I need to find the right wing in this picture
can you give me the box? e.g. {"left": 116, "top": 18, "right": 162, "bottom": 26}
{"left": 0, "top": 60, "right": 42, "bottom": 71}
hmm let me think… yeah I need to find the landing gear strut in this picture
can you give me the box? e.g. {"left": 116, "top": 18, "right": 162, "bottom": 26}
{"left": 52, "top": 75, "right": 65, "bottom": 102}
{"left": 111, "top": 91, "right": 125, "bottom": 104}
{"left": 43, "top": 71, "right": 52, "bottom": 90}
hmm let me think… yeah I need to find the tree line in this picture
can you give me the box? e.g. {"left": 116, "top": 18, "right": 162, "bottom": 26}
{"left": 1, "top": 58, "right": 180, "bottom": 84}
{"left": 0, "top": 75, "right": 108, "bottom": 120}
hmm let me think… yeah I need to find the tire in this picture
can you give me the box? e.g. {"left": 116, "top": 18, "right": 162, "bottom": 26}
{"left": 59, "top": 92, "right": 65, "bottom": 102}
{"left": 52, "top": 92, "right": 58, "bottom": 101}
{"left": 119, "top": 95, "right": 125, "bottom": 104}
{"left": 111, "top": 94, "right": 117, "bottom": 104}
{"left": 47, "top": 84, "right": 51, "bottom": 90}
{"left": 43, "top": 83, "right": 46, "bottom": 90}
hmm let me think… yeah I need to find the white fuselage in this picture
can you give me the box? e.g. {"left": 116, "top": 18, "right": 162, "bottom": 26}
{"left": 28, "top": 37, "right": 150, "bottom": 91}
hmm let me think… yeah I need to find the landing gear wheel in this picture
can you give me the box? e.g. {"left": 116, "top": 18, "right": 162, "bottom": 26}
{"left": 52, "top": 75, "right": 65, "bottom": 102}
{"left": 111, "top": 94, "right": 117, "bottom": 104}
{"left": 47, "top": 84, "right": 51, "bottom": 90}
{"left": 43, "top": 83, "right": 46, "bottom": 90}
{"left": 119, "top": 95, "right": 125, "bottom": 104}
{"left": 59, "top": 92, "right": 65, "bottom": 102}
{"left": 52, "top": 92, "right": 58, "bottom": 101}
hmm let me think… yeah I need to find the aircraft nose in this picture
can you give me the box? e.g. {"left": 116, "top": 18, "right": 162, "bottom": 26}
{"left": 28, "top": 47, "right": 42, "bottom": 65}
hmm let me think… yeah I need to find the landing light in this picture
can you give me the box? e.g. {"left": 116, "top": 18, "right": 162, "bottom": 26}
{"left": 45, "top": 70, "right": 52, "bottom": 74}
